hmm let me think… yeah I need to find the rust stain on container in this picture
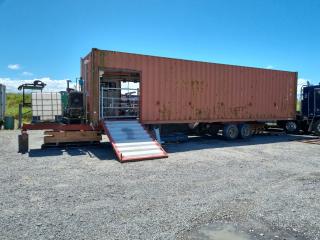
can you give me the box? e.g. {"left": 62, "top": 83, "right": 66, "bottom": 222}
{"left": 81, "top": 49, "right": 297, "bottom": 124}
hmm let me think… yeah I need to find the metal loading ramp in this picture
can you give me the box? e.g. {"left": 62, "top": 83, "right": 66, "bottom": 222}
{"left": 103, "top": 120, "right": 168, "bottom": 162}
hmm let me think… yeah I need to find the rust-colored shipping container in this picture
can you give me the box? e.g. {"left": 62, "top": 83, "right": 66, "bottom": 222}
{"left": 81, "top": 48, "right": 297, "bottom": 125}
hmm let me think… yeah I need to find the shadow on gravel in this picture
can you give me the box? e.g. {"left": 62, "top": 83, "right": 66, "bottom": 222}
{"left": 28, "top": 149, "right": 64, "bottom": 157}
{"left": 27, "top": 132, "right": 316, "bottom": 160}
{"left": 164, "top": 133, "right": 315, "bottom": 154}
{"left": 85, "top": 142, "right": 117, "bottom": 161}
{"left": 28, "top": 142, "right": 117, "bottom": 161}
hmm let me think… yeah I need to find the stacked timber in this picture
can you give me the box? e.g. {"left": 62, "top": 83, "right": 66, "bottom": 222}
{"left": 44, "top": 131, "right": 101, "bottom": 145}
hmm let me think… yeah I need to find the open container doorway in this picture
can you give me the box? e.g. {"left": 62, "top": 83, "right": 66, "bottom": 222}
{"left": 99, "top": 68, "right": 141, "bottom": 120}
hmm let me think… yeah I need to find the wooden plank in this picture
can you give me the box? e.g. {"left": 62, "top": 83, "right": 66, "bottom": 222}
{"left": 44, "top": 131, "right": 100, "bottom": 137}
{"left": 44, "top": 131, "right": 102, "bottom": 144}
{"left": 44, "top": 137, "right": 101, "bottom": 144}
{"left": 22, "top": 123, "right": 98, "bottom": 131}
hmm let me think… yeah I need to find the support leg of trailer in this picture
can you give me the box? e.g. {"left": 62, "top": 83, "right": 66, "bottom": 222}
{"left": 18, "top": 131, "right": 29, "bottom": 154}
{"left": 154, "top": 126, "right": 163, "bottom": 144}
{"left": 18, "top": 103, "right": 23, "bottom": 129}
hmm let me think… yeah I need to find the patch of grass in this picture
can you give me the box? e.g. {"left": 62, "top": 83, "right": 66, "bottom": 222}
{"left": 296, "top": 100, "right": 301, "bottom": 112}
{"left": 6, "top": 93, "right": 32, "bottom": 123}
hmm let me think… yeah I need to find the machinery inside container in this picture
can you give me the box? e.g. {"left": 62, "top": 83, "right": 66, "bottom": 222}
{"left": 99, "top": 69, "right": 140, "bottom": 120}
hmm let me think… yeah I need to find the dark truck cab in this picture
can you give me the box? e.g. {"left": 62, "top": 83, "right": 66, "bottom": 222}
{"left": 285, "top": 85, "right": 320, "bottom": 136}
{"left": 301, "top": 85, "right": 320, "bottom": 119}
{"left": 280, "top": 84, "right": 320, "bottom": 135}
{"left": 299, "top": 85, "right": 320, "bottom": 135}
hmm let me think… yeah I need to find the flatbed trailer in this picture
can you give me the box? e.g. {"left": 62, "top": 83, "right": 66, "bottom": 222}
{"left": 19, "top": 123, "right": 103, "bottom": 153}
{"left": 18, "top": 49, "right": 319, "bottom": 162}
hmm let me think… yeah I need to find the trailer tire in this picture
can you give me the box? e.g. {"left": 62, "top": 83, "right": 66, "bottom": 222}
{"left": 313, "top": 120, "right": 320, "bottom": 136}
{"left": 238, "top": 124, "right": 252, "bottom": 139}
{"left": 223, "top": 124, "right": 239, "bottom": 140}
{"left": 285, "top": 121, "right": 298, "bottom": 133}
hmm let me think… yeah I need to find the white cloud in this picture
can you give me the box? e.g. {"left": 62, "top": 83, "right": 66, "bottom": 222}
{"left": 0, "top": 77, "right": 69, "bottom": 93}
{"left": 8, "top": 64, "right": 20, "bottom": 70}
{"left": 22, "top": 71, "right": 33, "bottom": 76}
{"left": 265, "top": 65, "right": 274, "bottom": 69}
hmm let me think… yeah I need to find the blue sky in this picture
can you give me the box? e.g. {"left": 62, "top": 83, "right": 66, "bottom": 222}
{"left": 0, "top": 0, "right": 319, "bottom": 92}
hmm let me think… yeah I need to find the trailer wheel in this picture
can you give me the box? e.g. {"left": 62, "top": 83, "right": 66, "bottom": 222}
{"left": 238, "top": 124, "right": 252, "bottom": 139}
{"left": 223, "top": 124, "right": 239, "bottom": 140}
{"left": 313, "top": 120, "right": 320, "bottom": 136}
{"left": 285, "top": 121, "right": 298, "bottom": 133}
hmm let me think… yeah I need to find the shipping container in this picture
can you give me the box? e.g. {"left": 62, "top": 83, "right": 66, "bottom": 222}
{"left": 0, "top": 84, "right": 5, "bottom": 121}
{"left": 81, "top": 49, "right": 297, "bottom": 126}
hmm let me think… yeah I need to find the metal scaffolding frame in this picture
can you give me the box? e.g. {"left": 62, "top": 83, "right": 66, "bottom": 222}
{"left": 100, "top": 84, "right": 140, "bottom": 119}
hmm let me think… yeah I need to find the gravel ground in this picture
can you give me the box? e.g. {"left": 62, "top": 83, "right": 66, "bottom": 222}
{"left": 0, "top": 130, "right": 320, "bottom": 240}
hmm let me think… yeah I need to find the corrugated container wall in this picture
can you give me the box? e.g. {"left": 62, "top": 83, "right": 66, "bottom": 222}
{"left": 81, "top": 49, "right": 297, "bottom": 125}
{"left": 0, "top": 84, "right": 6, "bottom": 120}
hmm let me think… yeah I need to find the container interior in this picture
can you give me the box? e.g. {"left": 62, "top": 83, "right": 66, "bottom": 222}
{"left": 99, "top": 69, "right": 140, "bottom": 120}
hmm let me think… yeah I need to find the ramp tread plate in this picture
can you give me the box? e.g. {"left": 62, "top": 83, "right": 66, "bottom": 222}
{"left": 103, "top": 120, "right": 167, "bottom": 162}
{"left": 113, "top": 138, "right": 152, "bottom": 143}
{"left": 122, "top": 149, "right": 164, "bottom": 157}
{"left": 117, "top": 145, "right": 160, "bottom": 152}
{"left": 115, "top": 141, "right": 157, "bottom": 147}
{"left": 108, "top": 128, "right": 146, "bottom": 133}
{"left": 106, "top": 124, "right": 142, "bottom": 128}
{"left": 105, "top": 121, "right": 141, "bottom": 124}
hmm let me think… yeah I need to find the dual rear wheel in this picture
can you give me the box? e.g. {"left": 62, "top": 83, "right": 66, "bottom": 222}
{"left": 314, "top": 120, "right": 320, "bottom": 136}
{"left": 284, "top": 121, "right": 298, "bottom": 133}
{"left": 223, "top": 123, "right": 252, "bottom": 140}
{"left": 283, "top": 120, "right": 320, "bottom": 136}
